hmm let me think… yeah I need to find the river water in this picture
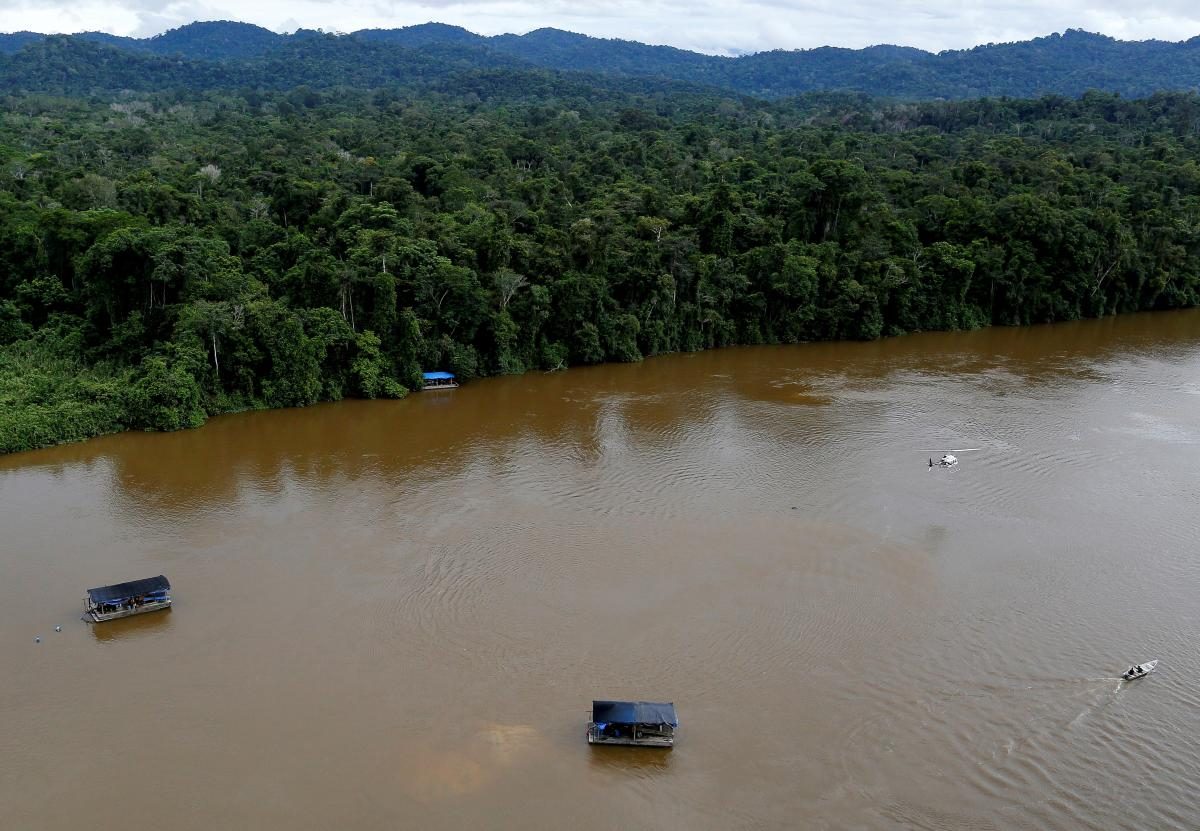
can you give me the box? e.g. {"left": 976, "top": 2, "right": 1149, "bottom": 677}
{"left": 3, "top": 310, "right": 1199, "bottom": 829}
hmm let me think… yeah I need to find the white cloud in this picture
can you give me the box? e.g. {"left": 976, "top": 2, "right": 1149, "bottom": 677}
{"left": 2, "top": 1, "right": 142, "bottom": 35}
{"left": 2, "top": 0, "right": 1200, "bottom": 54}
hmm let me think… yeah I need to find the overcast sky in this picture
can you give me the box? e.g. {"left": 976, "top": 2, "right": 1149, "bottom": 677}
{"left": 4, "top": 0, "right": 1200, "bottom": 55}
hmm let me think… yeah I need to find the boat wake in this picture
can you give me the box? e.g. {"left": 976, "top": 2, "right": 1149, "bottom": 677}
{"left": 833, "top": 671, "right": 1134, "bottom": 820}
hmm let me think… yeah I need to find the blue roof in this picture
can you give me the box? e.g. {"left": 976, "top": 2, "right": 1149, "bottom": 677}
{"left": 422, "top": 371, "right": 455, "bottom": 380}
{"left": 87, "top": 575, "right": 170, "bottom": 603}
{"left": 592, "top": 701, "right": 677, "bottom": 726}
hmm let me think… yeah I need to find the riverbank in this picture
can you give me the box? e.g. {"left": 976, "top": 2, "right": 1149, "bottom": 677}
{"left": 6, "top": 91, "right": 1200, "bottom": 459}
{"left": 0, "top": 344, "right": 399, "bottom": 456}
{"left": 0, "top": 329, "right": 408, "bottom": 455}
{"left": 5, "top": 305, "right": 1196, "bottom": 457}
{"left": 0, "top": 336, "right": 126, "bottom": 455}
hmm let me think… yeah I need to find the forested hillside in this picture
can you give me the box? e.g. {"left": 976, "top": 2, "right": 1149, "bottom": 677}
{"left": 3, "top": 82, "right": 1200, "bottom": 454}
{"left": 3, "top": 23, "right": 1200, "bottom": 99}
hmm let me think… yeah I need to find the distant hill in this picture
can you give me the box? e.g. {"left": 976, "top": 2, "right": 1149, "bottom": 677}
{"left": 138, "top": 20, "right": 284, "bottom": 60}
{"left": 3, "top": 21, "right": 1200, "bottom": 99}
{"left": 354, "top": 23, "right": 482, "bottom": 49}
{"left": 72, "top": 21, "right": 282, "bottom": 60}
{"left": 0, "top": 31, "right": 45, "bottom": 55}
{"left": 0, "top": 35, "right": 537, "bottom": 97}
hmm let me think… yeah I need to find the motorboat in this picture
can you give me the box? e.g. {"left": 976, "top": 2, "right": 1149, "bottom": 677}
{"left": 925, "top": 448, "right": 981, "bottom": 470}
{"left": 1122, "top": 660, "right": 1158, "bottom": 681}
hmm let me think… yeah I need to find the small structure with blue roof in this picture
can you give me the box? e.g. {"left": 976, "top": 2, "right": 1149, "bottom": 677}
{"left": 421, "top": 371, "right": 458, "bottom": 390}
{"left": 587, "top": 700, "right": 678, "bottom": 747}
{"left": 85, "top": 575, "right": 172, "bottom": 622}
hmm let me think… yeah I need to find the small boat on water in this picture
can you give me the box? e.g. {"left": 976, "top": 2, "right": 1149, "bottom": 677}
{"left": 925, "top": 448, "right": 980, "bottom": 469}
{"left": 85, "top": 575, "right": 171, "bottom": 622}
{"left": 587, "top": 700, "right": 678, "bottom": 748}
{"left": 1122, "top": 660, "right": 1158, "bottom": 681}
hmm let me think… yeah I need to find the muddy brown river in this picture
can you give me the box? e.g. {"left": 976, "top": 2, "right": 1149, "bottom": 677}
{"left": 3, "top": 310, "right": 1200, "bottom": 829}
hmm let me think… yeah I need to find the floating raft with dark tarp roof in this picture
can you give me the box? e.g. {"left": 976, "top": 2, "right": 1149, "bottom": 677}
{"left": 587, "top": 700, "right": 678, "bottom": 747}
{"left": 85, "top": 575, "right": 171, "bottom": 622}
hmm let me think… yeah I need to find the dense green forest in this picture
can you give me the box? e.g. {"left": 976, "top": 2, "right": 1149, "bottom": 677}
{"left": 5, "top": 22, "right": 1200, "bottom": 100}
{"left": 2, "top": 79, "right": 1200, "bottom": 454}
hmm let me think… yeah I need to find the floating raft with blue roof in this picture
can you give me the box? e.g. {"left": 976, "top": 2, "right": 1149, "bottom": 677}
{"left": 421, "top": 371, "right": 458, "bottom": 390}
{"left": 587, "top": 700, "right": 678, "bottom": 747}
{"left": 85, "top": 575, "right": 172, "bottom": 622}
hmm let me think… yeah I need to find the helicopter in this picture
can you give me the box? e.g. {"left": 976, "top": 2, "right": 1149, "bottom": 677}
{"left": 926, "top": 449, "right": 981, "bottom": 469}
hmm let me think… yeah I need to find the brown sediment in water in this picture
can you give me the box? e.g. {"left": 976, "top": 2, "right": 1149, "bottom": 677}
{"left": 2, "top": 309, "right": 1200, "bottom": 830}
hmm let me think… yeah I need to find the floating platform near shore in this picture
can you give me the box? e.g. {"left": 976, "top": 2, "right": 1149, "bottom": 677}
{"left": 421, "top": 371, "right": 458, "bottom": 390}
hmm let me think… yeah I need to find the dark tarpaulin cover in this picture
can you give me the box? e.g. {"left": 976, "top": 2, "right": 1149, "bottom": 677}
{"left": 592, "top": 700, "right": 677, "bottom": 726}
{"left": 87, "top": 575, "right": 170, "bottom": 603}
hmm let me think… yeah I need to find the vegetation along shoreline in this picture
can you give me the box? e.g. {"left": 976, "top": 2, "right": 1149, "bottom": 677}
{"left": 3, "top": 79, "right": 1198, "bottom": 455}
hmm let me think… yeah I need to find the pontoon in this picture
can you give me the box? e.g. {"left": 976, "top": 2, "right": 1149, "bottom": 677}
{"left": 85, "top": 575, "right": 171, "bottom": 622}
{"left": 421, "top": 371, "right": 458, "bottom": 390}
{"left": 587, "top": 700, "right": 677, "bottom": 747}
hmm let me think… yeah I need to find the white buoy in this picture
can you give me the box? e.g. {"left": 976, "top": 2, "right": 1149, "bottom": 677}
{"left": 55, "top": 625, "right": 62, "bottom": 632}
{"left": 35, "top": 636, "right": 41, "bottom": 643}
